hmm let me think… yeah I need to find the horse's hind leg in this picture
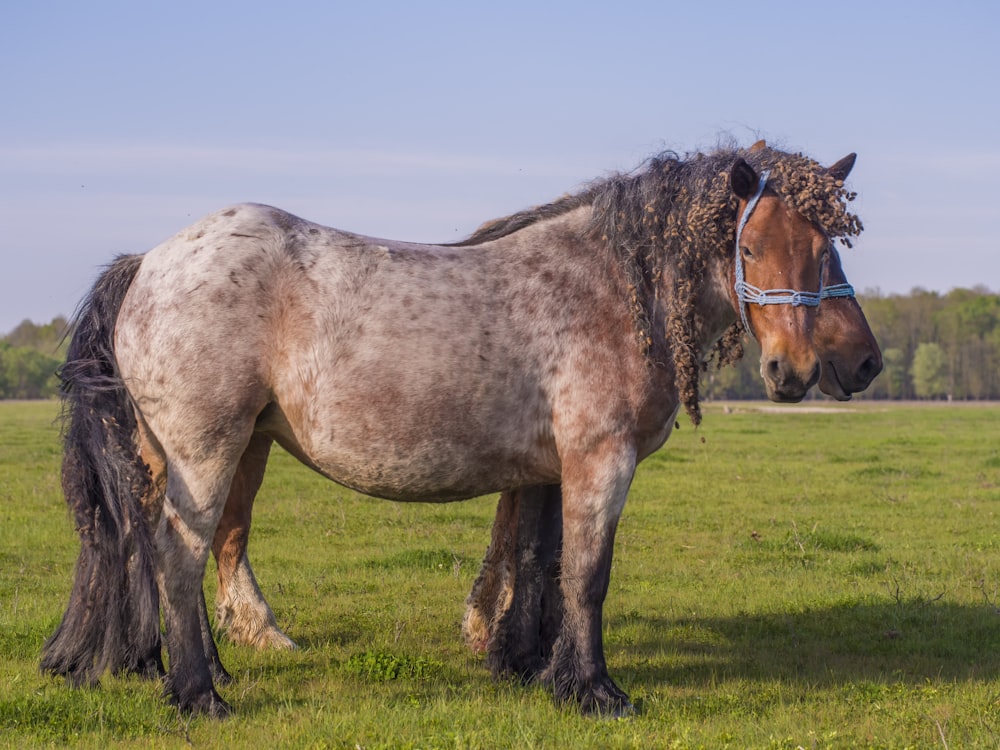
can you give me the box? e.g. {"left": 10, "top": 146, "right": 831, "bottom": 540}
{"left": 197, "top": 588, "right": 230, "bottom": 684}
{"left": 130, "top": 420, "right": 169, "bottom": 679}
{"left": 141, "top": 416, "right": 233, "bottom": 685}
{"left": 142, "top": 418, "right": 282, "bottom": 688}
{"left": 211, "top": 433, "right": 296, "bottom": 650}
{"left": 154, "top": 445, "right": 251, "bottom": 717}
{"left": 193, "top": 432, "right": 291, "bottom": 684}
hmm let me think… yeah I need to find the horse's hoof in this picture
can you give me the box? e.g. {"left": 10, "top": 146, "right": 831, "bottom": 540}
{"left": 222, "top": 622, "right": 297, "bottom": 651}
{"left": 582, "top": 697, "right": 634, "bottom": 718}
{"left": 487, "top": 647, "right": 544, "bottom": 684}
{"left": 578, "top": 681, "right": 635, "bottom": 719}
{"left": 584, "top": 696, "right": 635, "bottom": 719}
{"left": 191, "top": 691, "right": 231, "bottom": 719}
{"left": 261, "top": 629, "right": 297, "bottom": 651}
{"left": 461, "top": 606, "right": 491, "bottom": 655}
{"left": 170, "top": 687, "right": 232, "bottom": 719}
{"left": 125, "top": 653, "right": 165, "bottom": 681}
{"left": 210, "top": 664, "right": 234, "bottom": 687}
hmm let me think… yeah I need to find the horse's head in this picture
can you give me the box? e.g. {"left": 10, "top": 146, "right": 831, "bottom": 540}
{"left": 815, "top": 246, "right": 882, "bottom": 400}
{"left": 730, "top": 158, "right": 828, "bottom": 402}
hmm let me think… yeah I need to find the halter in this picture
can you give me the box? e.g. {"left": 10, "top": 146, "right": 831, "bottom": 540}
{"left": 734, "top": 169, "right": 855, "bottom": 338}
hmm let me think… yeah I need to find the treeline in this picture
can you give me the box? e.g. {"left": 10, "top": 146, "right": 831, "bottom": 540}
{"left": 5, "top": 287, "right": 1000, "bottom": 401}
{"left": 704, "top": 286, "right": 1000, "bottom": 401}
{"left": 0, "top": 318, "right": 68, "bottom": 399}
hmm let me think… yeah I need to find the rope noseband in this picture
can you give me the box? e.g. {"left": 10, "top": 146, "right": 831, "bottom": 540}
{"left": 734, "top": 169, "right": 855, "bottom": 338}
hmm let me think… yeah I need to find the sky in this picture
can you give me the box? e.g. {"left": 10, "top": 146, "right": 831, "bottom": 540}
{"left": 2, "top": 1, "right": 998, "bottom": 335}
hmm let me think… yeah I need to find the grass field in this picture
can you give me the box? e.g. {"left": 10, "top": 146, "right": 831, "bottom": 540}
{"left": 2, "top": 399, "right": 1000, "bottom": 748}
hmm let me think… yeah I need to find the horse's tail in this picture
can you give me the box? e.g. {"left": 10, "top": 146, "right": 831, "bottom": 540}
{"left": 41, "top": 254, "right": 164, "bottom": 685}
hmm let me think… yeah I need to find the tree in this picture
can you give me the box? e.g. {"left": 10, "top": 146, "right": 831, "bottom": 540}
{"left": 3, "top": 317, "right": 70, "bottom": 357}
{"left": 911, "top": 342, "right": 948, "bottom": 399}
{"left": 0, "top": 345, "right": 60, "bottom": 399}
{"left": 880, "top": 347, "right": 908, "bottom": 400}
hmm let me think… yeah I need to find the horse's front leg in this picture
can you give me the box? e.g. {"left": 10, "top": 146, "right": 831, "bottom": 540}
{"left": 541, "top": 444, "right": 635, "bottom": 717}
{"left": 485, "top": 485, "right": 562, "bottom": 681}
{"left": 462, "top": 490, "right": 520, "bottom": 655}
{"left": 463, "top": 487, "right": 564, "bottom": 663}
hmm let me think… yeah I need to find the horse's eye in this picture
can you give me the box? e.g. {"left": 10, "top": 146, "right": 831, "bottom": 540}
{"left": 740, "top": 245, "right": 754, "bottom": 260}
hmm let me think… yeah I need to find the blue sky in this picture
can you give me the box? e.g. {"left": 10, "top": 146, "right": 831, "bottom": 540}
{"left": 2, "top": 1, "right": 997, "bottom": 334}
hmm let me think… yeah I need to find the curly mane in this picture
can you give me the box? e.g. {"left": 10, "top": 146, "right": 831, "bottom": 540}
{"left": 455, "top": 143, "right": 863, "bottom": 424}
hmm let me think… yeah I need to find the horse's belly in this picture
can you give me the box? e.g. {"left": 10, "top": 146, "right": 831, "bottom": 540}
{"left": 304, "top": 435, "right": 556, "bottom": 503}
{"left": 262, "top": 383, "right": 560, "bottom": 502}
{"left": 317, "top": 452, "right": 548, "bottom": 502}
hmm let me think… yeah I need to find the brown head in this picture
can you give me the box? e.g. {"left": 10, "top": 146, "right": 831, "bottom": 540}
{"left": 730, "top": 159, "right": 826, "bottom": 402}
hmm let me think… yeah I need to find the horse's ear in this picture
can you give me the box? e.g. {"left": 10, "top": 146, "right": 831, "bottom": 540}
{"left": 749, "top": 140, "right": 767, "bottom": 153}
{"left": 730, "top": 158, "right": 759, "bottom": 201}
{"left": 827, "top": 153, "right": 857, "bottom": 182}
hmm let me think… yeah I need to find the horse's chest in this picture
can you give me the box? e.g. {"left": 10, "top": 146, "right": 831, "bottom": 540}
{"left": 634, "top": 403, "right": 681, "bottom": 462}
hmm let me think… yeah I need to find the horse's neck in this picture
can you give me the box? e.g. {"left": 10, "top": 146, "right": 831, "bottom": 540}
{"left": 646, "top": 254, "right": 736, "bottom": 357}
{"left": 697, "top": 255, "right": 739, "bottom": 353}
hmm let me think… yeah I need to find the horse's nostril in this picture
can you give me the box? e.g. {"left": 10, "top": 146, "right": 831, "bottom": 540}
{"left": 766, "top": 359, "right": 783, "bottom": 381}
{"left": 858, "top": 355, "right": 881, "bottom": 382}
{"left": 765, "top": 357, "right": 817, "bottom": 394}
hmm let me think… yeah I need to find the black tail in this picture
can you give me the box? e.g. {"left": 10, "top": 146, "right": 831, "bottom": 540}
{"left": 41, "top": 254, "right": 164, "bottom": 685}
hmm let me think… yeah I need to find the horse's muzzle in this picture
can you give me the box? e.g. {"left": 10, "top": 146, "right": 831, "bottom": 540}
{"left": 762, "top": 356, "right": 821, "bottom": 403}
{"left": 820, "top": 352, "right": 883, "bottom": 401}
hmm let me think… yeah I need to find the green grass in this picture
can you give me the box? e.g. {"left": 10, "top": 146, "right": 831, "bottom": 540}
{"left": 3, "top": 400, "right": 1000, "bottom": 748}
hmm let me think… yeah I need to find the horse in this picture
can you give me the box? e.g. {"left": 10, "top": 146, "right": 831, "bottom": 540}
{"left": 194, "top": 243, "right": 881, "bottom": 664}
{"left": 191, "top": 146, "right": 880, "bottom": 660}
{"left": 42, "top": 142, "right": 864, "bottom": 718}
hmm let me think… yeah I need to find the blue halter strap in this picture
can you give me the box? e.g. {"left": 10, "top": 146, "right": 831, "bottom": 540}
{"left": 733, "top": 169, "right": 855, "bottom": 338}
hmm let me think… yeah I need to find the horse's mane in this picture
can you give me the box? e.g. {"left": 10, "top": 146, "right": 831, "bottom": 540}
{"left": 451, "top": 192, "right": 595, "bottom": 247}
{"left": 454, "top": 143, "right": 863, "bottom": 424}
